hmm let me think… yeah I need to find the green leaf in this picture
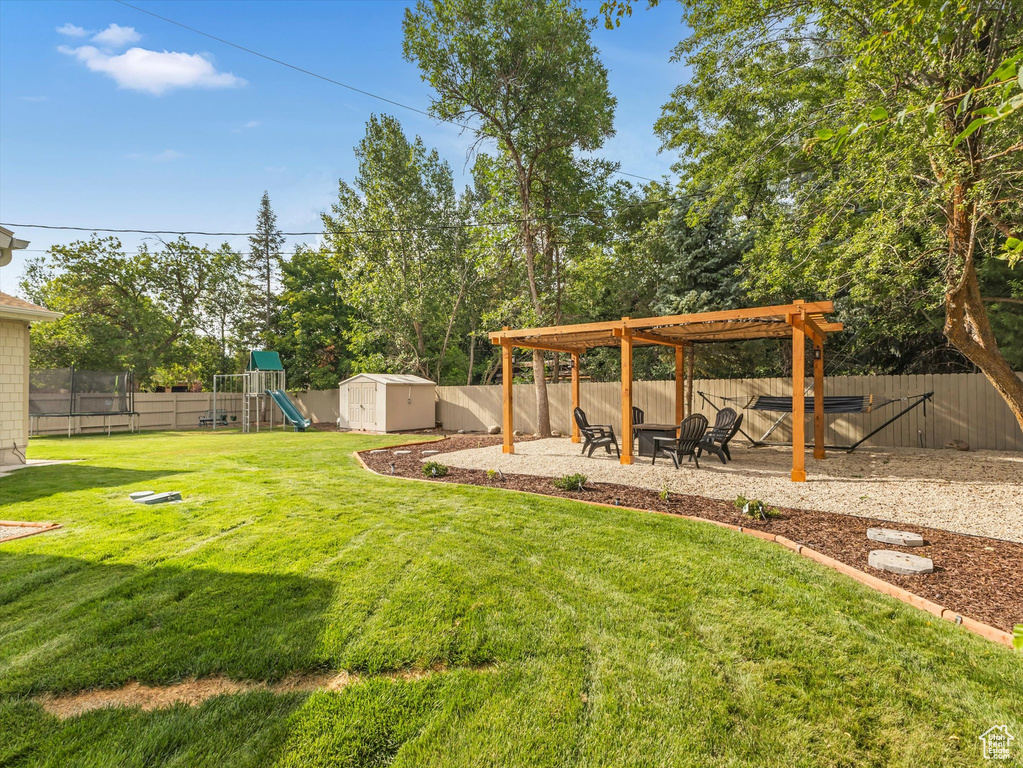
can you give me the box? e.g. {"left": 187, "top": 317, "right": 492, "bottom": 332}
{"left": 956, "top": 89, "right": 972, "bottom": 117}
{"left": 1014, "top": 625, "right": 1023, "bottom": 651}
{"left": 952, "top": 117, "right": 986, "bottom": 147}
{"left": 869, "top": 106, "right": 889, "bottom": 121}
{"left": 1005, "top": 237, "right": 1022, "bottom": 250}
{"left": 816, "top": 128, "right": 834, "bottom": 140}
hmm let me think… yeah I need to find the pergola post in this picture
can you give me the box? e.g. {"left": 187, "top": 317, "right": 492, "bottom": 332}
{"left": 620, "top": 322, "right": 634, "bottom": 465}
{"left": 674, "top": 345, "right": 685, "bottom": 424}
{"left": 571, "top": 352, "right": 581, "bottom": 443}
{"left": 686, "top": 343, "right": 695, "bottom": 416}
{"left": 790, "top": 312, "right": 806, "bottom": 482}
{"left": 501, "top": 333, "right": 514, "bottom": 454}
{"left": 813, "top": 337, "right": 825, "bottom": 460}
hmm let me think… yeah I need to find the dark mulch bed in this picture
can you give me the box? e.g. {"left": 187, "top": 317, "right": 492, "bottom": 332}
{"left": 361, "top": 435, "right": 1023, "bottom": 634}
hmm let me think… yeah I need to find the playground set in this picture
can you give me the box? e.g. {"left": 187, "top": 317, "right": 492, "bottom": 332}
{"left": 209, "top": 350, "right": 311, "bottom": 432}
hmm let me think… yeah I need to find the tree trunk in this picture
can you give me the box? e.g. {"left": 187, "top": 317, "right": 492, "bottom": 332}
{"left": 467, "top": 327, "right": 476, "bottom": 386}
{"left": 518, "top": 190, "right": 552, "bottom": 436}
{"left": 943, "top": 190, "right": 1023, "bottom": 433}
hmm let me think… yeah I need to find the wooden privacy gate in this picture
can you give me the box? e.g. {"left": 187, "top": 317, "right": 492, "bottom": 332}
{"left": 489, "top": 301, "right": 843, "bottom": 482}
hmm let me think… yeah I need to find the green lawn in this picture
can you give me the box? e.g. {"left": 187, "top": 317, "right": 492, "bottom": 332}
{"left": 0, "top": 430, "right": 1020, "bottom": 767}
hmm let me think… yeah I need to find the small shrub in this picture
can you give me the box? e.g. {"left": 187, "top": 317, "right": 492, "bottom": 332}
{"left": 486, "top": 468, "right": 497, "bottom": 480}
{"left": 423, "top": 461, "right": 448, "bottom": 478}
{"left": 734, "top": 494, "right": 779, "bottom": 521}
{"left": 553, "top": 473, "right": 587, "bottom": 492}
{"left": 659, "top": 485, "right": 670, "bottom": 501}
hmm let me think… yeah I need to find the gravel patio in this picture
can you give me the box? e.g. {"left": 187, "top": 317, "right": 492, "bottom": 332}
{"left": 439, "top": 437, "right": 1023, "bottom": 543}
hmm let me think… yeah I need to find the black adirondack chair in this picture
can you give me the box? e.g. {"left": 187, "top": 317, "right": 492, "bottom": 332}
{"left": 697, "top": 409, "right": 743, "bottom": 464}
{"left": 573, "top": 407, "right": 620, "bottom": 458}
{"left": 632, "top": 406, "right": 645, "bottom": 425}
{"left": 652, "top": 414, "right": 709, "bottom": 468}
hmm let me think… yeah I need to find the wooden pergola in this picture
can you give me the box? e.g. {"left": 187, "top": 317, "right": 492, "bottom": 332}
{"left": 488, "top": 300, "right": 843, "bottom": 482}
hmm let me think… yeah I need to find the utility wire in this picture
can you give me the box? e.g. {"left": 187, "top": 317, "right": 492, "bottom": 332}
{"left": 113, "top": 0, "right": 661, "bottom": 184}
{"left": 0, "top": 193, "right": 693, "bottom": 238}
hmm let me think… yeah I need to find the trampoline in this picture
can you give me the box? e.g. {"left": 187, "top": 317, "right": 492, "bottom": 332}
{"left": 699, "top": 390, "right": 934, "bottom": 452}
{"left": 29, "top": 367, "right": 137, "bottom": 436}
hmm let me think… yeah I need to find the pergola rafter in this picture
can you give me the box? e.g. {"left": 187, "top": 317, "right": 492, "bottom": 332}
{"left": 489, "top": 300, "right": 843, "bottom": 482}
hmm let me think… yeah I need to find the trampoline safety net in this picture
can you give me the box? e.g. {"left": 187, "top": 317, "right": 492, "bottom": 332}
{"left": 30, "top": 368, "right": 135, "bottom": 417}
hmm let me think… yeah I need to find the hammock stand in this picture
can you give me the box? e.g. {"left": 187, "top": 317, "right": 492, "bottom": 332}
{"left": 698, "top": 390, "right": 934, "bottom": 452}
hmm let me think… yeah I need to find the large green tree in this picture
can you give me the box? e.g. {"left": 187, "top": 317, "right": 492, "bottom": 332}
{"left": 22, "top": 237, "right": 238, "bottom": 387}
{"left": 246, "top": 191, "right": 285, "bottom": 342}
{"left": 323, "top": 115, "right": 478, "bottom": 383}
{"left": 609, "top": 0, "right": 1023, "bottom": 427}
{"left": 404, "top": 0, "right": 616, "bottom": 434}
{"left": 273, "top": 246, "right": 355, "bottom": 390}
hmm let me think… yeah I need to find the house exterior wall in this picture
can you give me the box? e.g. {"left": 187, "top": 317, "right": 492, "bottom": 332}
{"left": 0, "top": 318, "right": 29, "bottom": 465}
{"left": 383, "top": 383, "right": 436, "bottom": 432}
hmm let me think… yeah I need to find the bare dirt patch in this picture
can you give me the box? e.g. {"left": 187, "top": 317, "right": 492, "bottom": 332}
{"left": 38, "top": 663, "right": 490, "bottom": 719}
{"left": 360, "top": 436, "right": 1023, "bottom": 633}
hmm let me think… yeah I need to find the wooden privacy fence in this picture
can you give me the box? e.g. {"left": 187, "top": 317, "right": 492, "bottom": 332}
{"left": 27, "top": 373, "right": 1023, "bottom": 451}
{"left": 436, "top": 373, "right": 1023, "bottom": 451}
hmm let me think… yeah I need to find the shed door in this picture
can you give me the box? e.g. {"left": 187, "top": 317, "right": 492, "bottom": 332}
{"left": 362, "top": 383, "right": 376, "bottom": 428}
{"left": 348, "top": 383, "right": 361, "bottom": 427}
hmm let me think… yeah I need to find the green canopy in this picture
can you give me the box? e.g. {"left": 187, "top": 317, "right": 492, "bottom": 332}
{"left": 248, "top": 350, "right": 284, "bottom": 371}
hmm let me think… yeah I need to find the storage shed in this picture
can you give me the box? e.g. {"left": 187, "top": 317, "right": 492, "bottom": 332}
{"left": 338, "top": 374, "right": 436, "bottom": 432}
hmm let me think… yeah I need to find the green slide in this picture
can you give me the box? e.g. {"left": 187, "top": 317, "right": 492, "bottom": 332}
{"left": 266, "top": 389, "right": 312, "bottom": 431}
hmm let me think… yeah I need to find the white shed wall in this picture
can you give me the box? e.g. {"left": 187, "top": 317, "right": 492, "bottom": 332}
{"left": 383, "top": 383, "right": 435, "bottom": 432}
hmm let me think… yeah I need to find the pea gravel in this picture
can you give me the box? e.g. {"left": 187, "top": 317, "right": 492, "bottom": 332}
{"left": 439, "top": 438, "right": 1023, "bottom": 543}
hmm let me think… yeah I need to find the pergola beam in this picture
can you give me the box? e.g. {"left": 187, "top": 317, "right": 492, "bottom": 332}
{"left": 613, "top": 328, "right": 688, "bottom": 348}
{"left": 503, "top": 339, "right": 585, "bottom": 355}
{"left": 488, "top": 301, "right": 836, "bottom": 342}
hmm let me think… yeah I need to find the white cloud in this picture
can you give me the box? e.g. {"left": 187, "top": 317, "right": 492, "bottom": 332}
{"left": 57, "top": 23, "right": 88, "bottom": 37}
{"left": 59, "top": 45, "right": 246, "bottom": 95}
{"left": 232, "top": 119, "right": 261, "bottom": 133}
{"left": 91, "top": 23, "right": 141, "bottom": 48}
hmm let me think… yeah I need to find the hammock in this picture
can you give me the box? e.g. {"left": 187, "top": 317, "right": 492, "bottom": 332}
{"left": 698, "top": 390, "right": 934, "bottom": 452}
{"left": 719, "top": 394, "right": 895, "bottom": 414}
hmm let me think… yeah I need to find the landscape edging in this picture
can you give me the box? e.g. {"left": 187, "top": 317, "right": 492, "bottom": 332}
{"left": 353, "top": 448, "right": 1016, "bottom": 650}
{"left": 0, "top": 521, "right": 61, "bottom": 544}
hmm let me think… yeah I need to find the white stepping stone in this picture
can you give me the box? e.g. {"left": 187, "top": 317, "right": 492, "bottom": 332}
{"left": 421, "top": 450, "right": 440, "bottom": 455}
{"left": 867, "top": 528, "right": 925, "bottom": 547}
{"left": 393, "top": 450, "right": 412, "bottom": 455}
{"left": 129, "top": 491, "right": 155, "bottom": 500}
{"left": 134, "top": 491, "right": 182, "bottom": 505}
{"left": 369, "top": 449, "right": 387, "bottom": 454}
{"left": 868, "top": 550, "right": 934, "bottom": 575}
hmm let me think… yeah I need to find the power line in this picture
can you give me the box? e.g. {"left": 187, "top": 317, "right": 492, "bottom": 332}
{"left": 114, "top": 0, "right": 442, "bottom": 124}
{"left": 0, "top": 195, "right": 691, "bottom": 240}
{"left": 112, "top": 0, "right": 661, "bottom": 185}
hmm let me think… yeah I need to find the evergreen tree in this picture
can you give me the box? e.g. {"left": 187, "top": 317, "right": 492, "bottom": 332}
{"left": 247, "top": 191, "right": 285, "bottom": 341}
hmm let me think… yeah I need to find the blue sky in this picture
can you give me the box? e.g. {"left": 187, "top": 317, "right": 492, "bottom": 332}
{"left": 0, "top": 0, "right": 689, "bottom": 290}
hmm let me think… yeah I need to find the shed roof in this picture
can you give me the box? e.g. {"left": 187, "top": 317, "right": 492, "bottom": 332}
{"left": 340, "top": 374, "right": 436, "bottom": 386}
{"left": 0, "top": 291, "right": 63, "bottom": 323}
